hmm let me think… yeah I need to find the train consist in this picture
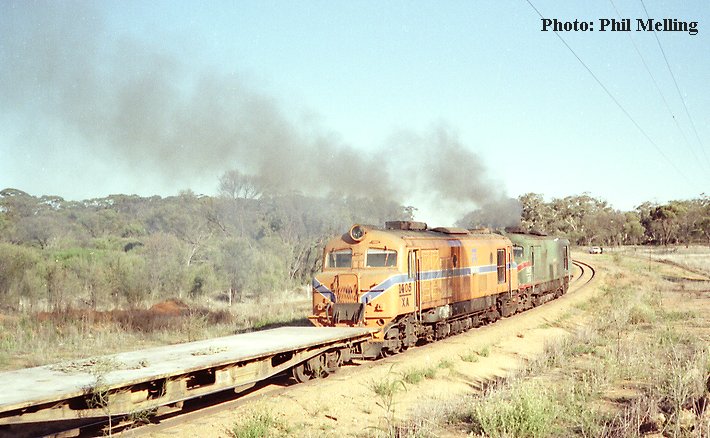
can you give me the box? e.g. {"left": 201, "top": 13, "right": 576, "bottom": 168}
{"left": 309, "top": 221, "right": 571, "bottom": 360}
{"left": 0, "top": 222, "right": 574, "bottom": 430}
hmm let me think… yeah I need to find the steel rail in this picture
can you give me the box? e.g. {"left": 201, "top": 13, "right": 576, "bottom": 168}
{"left": 571, "top": 259, "right": 596, "bottom": 289}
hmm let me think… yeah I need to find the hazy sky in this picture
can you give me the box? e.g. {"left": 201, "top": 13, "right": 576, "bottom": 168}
{"left": 1, "top": 1, "right": 708, "bottom": 225}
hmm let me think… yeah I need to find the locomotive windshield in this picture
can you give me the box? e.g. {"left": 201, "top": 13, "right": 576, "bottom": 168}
{"left": 366, "top": 248, "right": 397, "bottom": 268}
{"left": 513, "top": 245, "right": 524, "bottom": 260}
{"left": 326, "top": 249, "right": 352, "bottom": 268}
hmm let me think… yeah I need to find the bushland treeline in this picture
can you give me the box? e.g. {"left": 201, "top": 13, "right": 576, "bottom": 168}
{"left": 0, "top": 182, "right": 707, "bottom": 312}
{"left": 459, "top": 193, "right": 710, "bottom": 247}
{"left": 0, "top": 182, "right": 412, "bottom": 312}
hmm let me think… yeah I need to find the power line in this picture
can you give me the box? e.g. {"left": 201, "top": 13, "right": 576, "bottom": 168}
{"left": 608, "top": 0, "right": 708, "bottom": 178}
{"left": 524, "top": 0, "right": 692, "bottom": 186}
{"left": 639, "top": 0, "right": 710, "bottom": 170}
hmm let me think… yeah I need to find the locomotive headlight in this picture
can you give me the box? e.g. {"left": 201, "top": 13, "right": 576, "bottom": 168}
{"left": 349, "top": 224, "right": 366, "bottom": 242}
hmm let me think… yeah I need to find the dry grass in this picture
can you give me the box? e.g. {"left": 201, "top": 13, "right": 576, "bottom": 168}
{"left": 614, "top": 244, "right": 710, "bottom": 277}
{"left": 0, "top": 292, "right": 312, "bottom": 371}
{"left": 401, "top": 251, "right": 710, "bottom": 437}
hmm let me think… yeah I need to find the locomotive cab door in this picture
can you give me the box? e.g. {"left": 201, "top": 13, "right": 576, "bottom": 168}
{"left": 507, "top": 247, "right": 512, "bottom": 294}
{"left": 450, "top": 245, "right": 461, "bottom": 300}
{"left": 496, "top": 248, "right": 508, "bottom": 294}
{"left": 408, "top": 250, "right": 421, "bottom": 319}
{"left": 531, "top": 245, "right": 541, "bottom": 292}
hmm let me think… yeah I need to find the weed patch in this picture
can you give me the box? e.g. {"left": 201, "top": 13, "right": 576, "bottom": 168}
{"left": 368, "top": 367, "right": 408, "bottom": 437}
{"left": 228, "top": 409, "right": 289, "bottom": 438}
{"left": 400, "top": 367, "right": 427, "bottom": 385}
{"left": 459, "top": 349, "right": 480, "bottom": 363}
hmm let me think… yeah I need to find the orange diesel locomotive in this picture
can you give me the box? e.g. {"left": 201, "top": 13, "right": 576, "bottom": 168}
{"left": 309, "top": 221, "right": 562, "bottom": 358}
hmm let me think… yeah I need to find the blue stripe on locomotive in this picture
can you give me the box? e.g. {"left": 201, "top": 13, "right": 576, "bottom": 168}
{"left": 314, "top": 262, "right": 516, "bottom": 304}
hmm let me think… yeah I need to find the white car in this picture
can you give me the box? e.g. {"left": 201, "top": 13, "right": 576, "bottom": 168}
{"left": 589, "top": 246, "right": 602, "bottom": 254}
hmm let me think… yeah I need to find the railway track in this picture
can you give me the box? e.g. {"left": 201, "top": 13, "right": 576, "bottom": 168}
{"left": 2, "top": 260, "right": 598, "bottom": 438}
{"left": 572, "top": 259, "right": 596, "bottom": 288}
{"left": 131, "top": 259, "right": 600, "bottom": 437}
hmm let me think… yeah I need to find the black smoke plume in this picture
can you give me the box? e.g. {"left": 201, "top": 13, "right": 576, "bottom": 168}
{"left": 0, "top": 1, "right": 519, "bottom": 226}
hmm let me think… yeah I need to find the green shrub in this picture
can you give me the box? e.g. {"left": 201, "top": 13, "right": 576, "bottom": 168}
{"left": 0, "top": 243, "right": 42, "bottom": 309}
{"left": 370, "top": 375, "right": 407, "bottom": 399}
{"left": 401, "top": 368, "right": 425, "bottom": 385}
{"left": 229, "top": 410, "right": 287, "bottom": 438}
{"left": 401, "top": 365, "right": 439, "bottom": 385}
{"left": 459, "top": 350, "right": 479, "bottom": 363}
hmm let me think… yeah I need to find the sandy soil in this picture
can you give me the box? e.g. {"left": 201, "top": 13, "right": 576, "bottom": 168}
{"left": 136, "top": 254, "right": 605, "bottom": 437}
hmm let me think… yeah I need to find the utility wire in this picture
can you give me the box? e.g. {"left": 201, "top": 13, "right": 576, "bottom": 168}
{"left": 524, "top": 0, "right": 691, "bottom": 185}
{"left": 608, "top": 0, "right": 708, "bottom": 178}
{"left": 640, "top": 0, "right": 710, "bottom": 170}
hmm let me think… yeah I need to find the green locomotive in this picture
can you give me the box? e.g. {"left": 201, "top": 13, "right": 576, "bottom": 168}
{"left": 504, "top": 230, "right": 572, "bottom": 307}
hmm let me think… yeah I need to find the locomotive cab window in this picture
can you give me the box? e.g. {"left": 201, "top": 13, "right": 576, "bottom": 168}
{"left": 513, "top": 245, "right": 524, "bottom": 260}
{"left": 408, "top": 251, "right": 416, "bottom": 279}
{"left": 366, "top": 248, "right": 397, "bottom": 268}
{"left": 497, "top": 249, "right": 506, "bottom": 284}
{"left": 327, "top": 249, "right": 352, "bottom": 268}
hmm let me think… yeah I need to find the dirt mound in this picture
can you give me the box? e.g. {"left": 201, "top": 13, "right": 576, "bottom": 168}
{"left": 149, "top": 299, "right": 190, "bottom": 316}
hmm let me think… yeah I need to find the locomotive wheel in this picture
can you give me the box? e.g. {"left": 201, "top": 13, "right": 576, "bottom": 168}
{"left": 292, "top": 363, "right": 312, "bottom": 383}
{"left": 324, "top": 350, "right": 342, "bottom": 374}
{"left": 292, "top": 354, "right": 330, "bottom": 382}
{"left": 310, "top": 354, "right": 330, "bottom": 378}
{"left": 382, "top": 343, "right": 402, "bottom": 357}
{"left": 382, "top": 327, "right": 403, "bottom": 357}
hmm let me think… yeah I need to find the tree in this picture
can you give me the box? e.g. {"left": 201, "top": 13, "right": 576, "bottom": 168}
{"left": 218, "top": 169, "right": 263, "bottom": 200}
{"left": 139, "top": 232, "right": 188, "bottom": 299}
{"left": 621, "top": 212, "right": 645, "bottom": 244}
{"left": 0, "top": 242, "right": 42, "bottom": 310}
{"left": 14, "top": 213, "right": 62, "bottom": 249}
{"left": 518, "top": 193, "right": 551, "bottom": 233}
{"left": 146, "top": 192, "right": 216, "bottom": 266}
{"left": 215, "top": 237, "right": 287, "bottom": 304}
{"left": 649, "top": 204, "right": 683, "bottom": 245}
{"left": 698, "top": 216, "right": 710, "bottom": 246}
{"left": 105, "top": 253, "right": 149, "bottom": 306}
